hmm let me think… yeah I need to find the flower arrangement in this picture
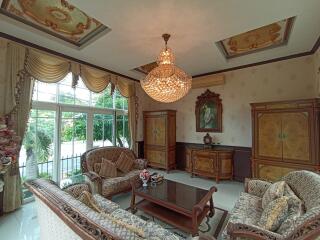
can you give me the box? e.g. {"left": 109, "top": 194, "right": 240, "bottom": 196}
{"left": 139, "top": 169, "right": 150, "bottom": 187}
{"left": 0, "top": 116, "right": 21, "bottom": 170}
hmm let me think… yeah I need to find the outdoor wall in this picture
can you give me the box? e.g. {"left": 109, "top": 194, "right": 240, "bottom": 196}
{"left": 136, "top": 55, "right": 318, "bottom": 147}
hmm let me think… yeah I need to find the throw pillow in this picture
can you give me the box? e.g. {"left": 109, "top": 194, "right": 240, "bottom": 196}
{"left": 258, "top": 196, "right": 289, "bottom": 232}
{"left": 277, "top": 184, "right": 305, "bottom": 234}
{"left": 262, "top": 181, "right": 286, "bottom": 209}
{"left": 77, "top": 191, "right": 102, "bottom": 213}
{"left": 94, "top": 163, "right": 101, "bottom": 174}
{"left": 115, "top": 152, "right": 134, "bottom": 173}
{"left": 99, "top": 159, "right": 117, "bottom": 178}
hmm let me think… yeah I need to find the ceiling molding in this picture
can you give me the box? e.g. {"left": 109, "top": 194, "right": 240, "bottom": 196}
{"left": 193, "top": 35, "right": 320, "bottom": 78}
{"left": 0, "top": 31, "right": 139, "bottom": 82}
{"left": 1, "top": 32, "right": 319, "bottom": 83}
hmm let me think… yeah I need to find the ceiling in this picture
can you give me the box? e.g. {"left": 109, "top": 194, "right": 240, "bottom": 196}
{"left": 0, "top": 0, "right": 319, "bottom": 81}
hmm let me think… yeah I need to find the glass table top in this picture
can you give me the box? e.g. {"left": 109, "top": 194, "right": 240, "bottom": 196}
{"left": 135, "top": 179, "right": 210, "bottom": 211}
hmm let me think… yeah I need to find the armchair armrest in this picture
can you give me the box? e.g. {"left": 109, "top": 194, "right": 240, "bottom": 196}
{"left": 227, "top": 222, "right": 282, "bottom": 240}
{"left": 133, "top": 158, "right": 148, "bottom": 170}
{"left": 244, "top": 178, "right": 272, "bottom": 198}
{"left": 83, "top": 171, "right": 101, "bottom": 182}
{"left": 83, "top": 171, "right": 102, "bottom": 194}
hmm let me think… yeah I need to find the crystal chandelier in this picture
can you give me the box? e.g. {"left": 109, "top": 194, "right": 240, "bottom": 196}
{"left": 141, "top": 34, "right": 192, "bottom": 103}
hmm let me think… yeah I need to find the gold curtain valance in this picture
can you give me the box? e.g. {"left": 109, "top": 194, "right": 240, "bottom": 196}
{"left": 22, "top": 47, "right": 135, "bottom": 97}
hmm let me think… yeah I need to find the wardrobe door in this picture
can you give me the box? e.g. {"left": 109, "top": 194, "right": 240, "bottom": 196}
{"left": 282, "top": 111, "right": 311, "bottom": 163}
{"left": 257, "top": 113, "right": 283, "bottom": 160}
{"left": 145, "top": 115, "right": 166, "bottom": 146}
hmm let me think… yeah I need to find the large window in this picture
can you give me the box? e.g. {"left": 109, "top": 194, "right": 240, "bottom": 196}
{"left": 20, "top": 73, "right": 130, "bottom": 186}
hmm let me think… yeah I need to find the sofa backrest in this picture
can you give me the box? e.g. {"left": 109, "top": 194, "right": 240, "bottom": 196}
{"left": 282, "top": 170, "right": 320, "bottom": 211}
{"left": 81, "top": 146, "right": 136, "bottom": 172}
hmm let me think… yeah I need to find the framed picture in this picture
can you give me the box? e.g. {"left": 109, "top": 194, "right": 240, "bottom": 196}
{"left": 195, "top": 89, "right": 222, "bottom": 132}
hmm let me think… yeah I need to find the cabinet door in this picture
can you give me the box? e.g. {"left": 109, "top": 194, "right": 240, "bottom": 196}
{"left": 257, "top": 113, "right": 283, "bottom": 159}
{"left": 282, "top": 112, "right": 310, "bottom": 163}
{"left": 145, "top": 116, "right": 166, "bottom": 146}
{"left": 257, "top": 163, "right": 298, "bottom": 182}
{"left": 145, "top": 149, "right": 166, "bottom": 167}
{"left": 194, "top": 152, "right": 215, "bottom": 174}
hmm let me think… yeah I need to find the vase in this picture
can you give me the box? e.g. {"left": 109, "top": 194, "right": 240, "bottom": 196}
{"left": 142, "top": 179, "right": 148, "bottom": 187}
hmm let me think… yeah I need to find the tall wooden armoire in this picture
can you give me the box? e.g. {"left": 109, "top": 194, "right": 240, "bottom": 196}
{"left": 251, "top": 99, "right": 320, "bottom": 181}
{"left": 143, "top": 110, "right": 176, "bottom": 171}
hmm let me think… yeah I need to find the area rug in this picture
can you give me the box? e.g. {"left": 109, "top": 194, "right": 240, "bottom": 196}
{"left": 112, "top": 193, "right": 229, "bottom": 239}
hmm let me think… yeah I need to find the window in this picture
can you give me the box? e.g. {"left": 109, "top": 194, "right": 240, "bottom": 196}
{"left": 19, "top": 73, "right": 130, "bottom": 189}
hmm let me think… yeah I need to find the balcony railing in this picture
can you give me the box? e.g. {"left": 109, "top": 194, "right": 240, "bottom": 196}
{"left": 19, "top": 154, "right": 82, "bottom": 182}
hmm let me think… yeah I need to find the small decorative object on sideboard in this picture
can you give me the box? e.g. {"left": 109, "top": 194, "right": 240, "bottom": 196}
{"left": 139, "top": 169, "right": 151, "bottom": 187}
{"left": 203, "top": 133, "right": 212, "bottom": 148}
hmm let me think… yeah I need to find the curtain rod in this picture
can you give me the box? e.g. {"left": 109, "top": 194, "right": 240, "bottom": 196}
{"left": 0, "top": 32, "right": 140, "bottom": 82}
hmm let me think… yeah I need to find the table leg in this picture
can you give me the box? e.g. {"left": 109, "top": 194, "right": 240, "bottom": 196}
{"left": 209, "top": 197, "right": 214, "bottom": 218}
{"left": 130, "top": 188, "right": 137, "bottom": 214}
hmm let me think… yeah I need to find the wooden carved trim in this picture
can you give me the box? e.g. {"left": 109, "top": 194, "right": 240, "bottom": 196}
{"left": 25, "top": 180, "right": 118, "bottom": 240}
{"left": 195, "top": 89, "right": 222, "bottom": 132}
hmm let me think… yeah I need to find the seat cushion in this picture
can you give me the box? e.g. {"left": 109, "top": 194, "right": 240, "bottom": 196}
{"left": 93, "top": 194, "right": 120, "bottom": 214}
{"left": 143, "top": 221, "right": 181, "bottom": 240}
{"left": 102, "top": 177, "right": 131, "bottom": 197}
{"left": 228, "top": 192, "right": 263, "bottom": 226}
{"left": 116, "top": 151, "right": 134, "bottom": 173}
{"left": 262, "top": 181, "right": 286, "bottom": 209}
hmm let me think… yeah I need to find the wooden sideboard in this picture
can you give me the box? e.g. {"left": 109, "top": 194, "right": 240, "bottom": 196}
{"left": 143, "top": 110, "right": 176, "bottom": 172}
{"left": 251, "top": 99, "right": 320, "bottom": 181}
{"left": 186, "top": 147, "right": 233, "bottom": 183}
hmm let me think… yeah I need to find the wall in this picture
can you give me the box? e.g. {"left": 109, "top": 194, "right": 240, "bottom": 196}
{"left": 136, "top": 55, "right": 318, "bottom": 147}
{"left": 314, "top": 48, "right": 320, "bottom": 96}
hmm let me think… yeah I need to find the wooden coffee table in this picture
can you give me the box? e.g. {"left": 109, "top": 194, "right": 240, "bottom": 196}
{"left": 130, "top": 179, "right": 217, "bottom": 236}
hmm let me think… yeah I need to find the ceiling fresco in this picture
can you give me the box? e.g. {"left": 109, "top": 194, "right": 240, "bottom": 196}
{"left": 0, "top": 0, "right": 110, "bottom": 47}
{"left": 217, "top": 17, "right": 295, "bottom": 59}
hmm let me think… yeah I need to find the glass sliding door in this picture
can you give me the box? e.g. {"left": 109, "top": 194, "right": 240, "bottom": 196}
{"left": 60, "top": 111, "right": 87, "bottom": 180}
{"left": 93, "top": 114, "right": 114, "bottom": 148}
{"left": 116, "top": 113, "right": 130, "bottom": 148}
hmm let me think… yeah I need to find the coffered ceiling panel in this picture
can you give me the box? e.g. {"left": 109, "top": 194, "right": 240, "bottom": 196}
{"left": 0, "top": 0, "right": 110, "bottom": 47}
{"left": 217, "top": 17, "right": 294, "bottom": 59}
{"left": 0, "top": 0, "right": 319, "bottom": 80}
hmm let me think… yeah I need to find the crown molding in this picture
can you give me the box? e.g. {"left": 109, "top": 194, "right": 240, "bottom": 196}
{"left": 193, "top": 35, "right": 320, "bottom": 78}
{"left": 0, "top": 31, "right": 140, "bottom": 82}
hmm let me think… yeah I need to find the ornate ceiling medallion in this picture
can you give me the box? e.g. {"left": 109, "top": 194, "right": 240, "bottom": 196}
{"left": 216, "top": 17, "right": 295, "bottom": 59}
{"left": 0, "top": 0, "right": 110, "bottom": 48}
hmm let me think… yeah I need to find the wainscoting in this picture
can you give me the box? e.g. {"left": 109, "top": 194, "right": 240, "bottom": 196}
{"left": 136, "top": 141, "right": 252, "bottom": 182}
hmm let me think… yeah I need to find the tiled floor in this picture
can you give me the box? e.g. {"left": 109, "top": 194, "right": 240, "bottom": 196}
{"left": 0, "top": 170, "right": 244, "bottom": 240}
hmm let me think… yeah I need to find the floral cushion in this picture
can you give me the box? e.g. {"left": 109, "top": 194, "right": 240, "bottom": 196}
{"left": 277, "top": 184, "right": 305, "bottom": 234}
{"left": 227, "top": 192, "right": 263, "bottom": 226}
{"left": 99, "top": 158, "right": 117, "bottom": 178}
{"left": 258, "top": 196, "right": 289, "bottom": 231}
{"left": 144, "top": 221, "right": 181, "bottom": 240}
{"left": 247, "top": 179, "right": 272, "bottom": 198}
{"left": 64, "top": 183, "right": 90, "bottom": 198}
{"left": 262, "top": 181, "right": 286, "bottom": 209}
{"left": 116, "top": 151, "right": 134, "bottom": 173}
{"left": 94, "top": 162, "right": 101, "bottom": 174}
{"left": 133, "top": 158, "right": 148, "bottom": 170}
{"left": 102, "top": 177, "right": 131, "bottom": 197}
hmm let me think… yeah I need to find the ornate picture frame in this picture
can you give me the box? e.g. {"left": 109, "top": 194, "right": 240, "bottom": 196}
{"left": 195, "top": 89, "right": 222, "bottom": 132}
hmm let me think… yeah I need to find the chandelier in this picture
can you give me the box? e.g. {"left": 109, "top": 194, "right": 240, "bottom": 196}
{"left": 141, "top": 34, "right": 192, "bottom": 103}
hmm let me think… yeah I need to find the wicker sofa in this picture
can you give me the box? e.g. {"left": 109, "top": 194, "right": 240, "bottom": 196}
{"left": 25, "top": 178, "right": 185, "bottom": 240}
{"left": 221, "top": 170, "right": 320, "bottom": 240}
{"left": 81, "top": 147, "right": 147, "bottom": 199}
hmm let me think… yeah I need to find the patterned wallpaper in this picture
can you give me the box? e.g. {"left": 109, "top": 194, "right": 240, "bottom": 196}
{"left": 136, "top": 55, "right": 318, "bottom": 147}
